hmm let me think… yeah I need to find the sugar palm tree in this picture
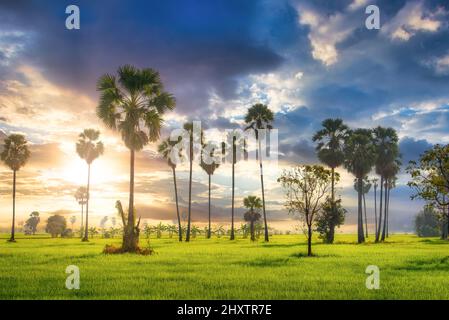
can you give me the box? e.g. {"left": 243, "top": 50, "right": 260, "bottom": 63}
{"left": 353, "top": 177, "right": 371, "bottom": 237}
{"left": 344, "top": 129, "right": 376, "bottom": 243}
{"left": 97, "top": 65, "right": 175, "bottom": 252}
{"left": 313, "top": 118, "right": 348, "bottom": 243}
{"left": 381, "top": 162, "right": 399, "bottom": 240}
{"left": 244, "top": 103, "right": 274, "bottom": 242}
{"left": 373, "top": 126, "right": 399, "bottom": 242}
{"left": 158, "top": 137, "right": 183, "bottom": 241}
{"left": 74, "top": 186, "right": 88, "bottom": 238}
{"left": 200, "top": 141, "right": 220, "bottom": 239}
{"left": 76, "top": 129, "right": 104, "bottom": 242}
{"left": 243, "top": 196, "right": 262, "bottom": 241}
{"left": 1, "top": 134, "right": 31, "bottom": 242}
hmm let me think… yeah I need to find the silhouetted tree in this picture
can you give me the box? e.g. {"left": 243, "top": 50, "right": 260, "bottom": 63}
{"left": 243, "top": 196, "right": 262, "bottom": 241}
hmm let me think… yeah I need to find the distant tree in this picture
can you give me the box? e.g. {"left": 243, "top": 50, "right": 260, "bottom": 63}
{"left": 70, "top": 215, "right": 77, "bottom": 229}
{"left": 76, "top": 129, "right": 104, "bottom": 242}
{"left": 191, "top": 225, "right": 201, "bottom": 239}
{"left": 315, "top": 199, "right": 346, "bottom": 243}
{"left": 88, "top": 227, "right": 98, "bottom": 238}
{"left": 74, "top": 186, "right": 88, "bottom": 238}
{"left": 313, "top": 118, "right": 348, "bottom": 243}
{"left": 243, "top": 196, "right": 262, "bottom": 241}
{"left": 278, "top": 165, "right": 332, "bottom": 256}
{"left": 344, "top": 129, "right": 376, "bottom": 243}
{"left": 46, "top": 215, "right": 67, "bottom": 238}
{"left": 62, "top": 229, "right": 74, "bottom": 238}
{"left": 244, "top": 103, "right": 274, "bottom": 242}
{"left": 24, "top": 211, "right": 40, "bottom": 235}
{"left": 415, "top": 206, "right": 440, "bottom": 237}
{"left": 1, "top": 134, "right": 31, "bottom": 242}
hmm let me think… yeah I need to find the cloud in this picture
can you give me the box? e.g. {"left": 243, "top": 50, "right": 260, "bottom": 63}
{"left": 399, "top": 136, "right": 433, "bottom": 164}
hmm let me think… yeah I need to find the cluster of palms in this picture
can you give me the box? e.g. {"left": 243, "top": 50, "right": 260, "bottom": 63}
{"left": 313, "top": 119, "right": 400, "bottom": 243}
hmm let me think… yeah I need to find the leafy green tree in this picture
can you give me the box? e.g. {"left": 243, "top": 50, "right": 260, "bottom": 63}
{"left": 415, "top": 206, "right": 441, "bottom": 237}
{"left": 1, "top": 134, "right": 31, "bottom": 242}
{"left": 200, "top": 140, "right": 220, "bottom": 239}
{"left": 74, "top": 186, "right": 88, "bottom": 238}
{"left": 244, "top": 103, "right": 274, "bottom": 242}
{"left": 278, "top": 165, "right": 332, "bottom": 256}
{"left": 344, "top": 129, "right": 376, "bottom": 243}
{"left": 313, "top": 118, "right": 348, "bottom": 243}
{"left": 315, "top": 199, "right": 346, "bottom": 243}
{"left": 407, "top": 144, "right": 449, "bottom": 240}
{"left": 97, "top": 65, "right": 175, "bottom": 252}
{"left": 46, "top": 215, "right": 67, "bottom": 238}
{"left": 158, "top": 138, "right": 183, "bottom": 241}
{"left": 76, "top": 129, "right": 104, "bottom": 242}
{"left": 243, "top": 196, "right": 262, "bottom": 241}
{"left": 24, "top": 211, "right": 40, "bottom": 235}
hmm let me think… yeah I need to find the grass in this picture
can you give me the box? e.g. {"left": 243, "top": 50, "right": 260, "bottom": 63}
{"left": 1, "top": 233, "right": 449, "bottom": 299}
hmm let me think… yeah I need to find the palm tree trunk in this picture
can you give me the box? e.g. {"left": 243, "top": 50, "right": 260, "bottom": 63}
{"left": 230, "top": 154, "right": 235, "bottom": 240}
{"left": 363, "top": 192, "right": 368, "bottom": 238}
{"left": 186, "top": 141, "right": 193, "bottom": 242}
{"left": 80, "top": 203, "right": 84, "bottom": 239}
{"left": 358, "top": 178, "right": 365, "bottom": 243}
{"left": 376, "top": 176, "right": 384, "bottom": 242}
{"left": 250, "top": 221, "right": 255, "bottom": 241}
{"left": 9, "top": 170, "right": 16, "bottom": 242}
{"left": 381, "top": 182, "right": 387, "bottom": 241}
{"left": 329, "top": 167, "right": 335, "bottom": 244}
{"left": 172, "top": 167, "right": 182, "bottom": 242}
{"left": 123, "top": 150, "right": 139, "bottom": 252}
{"left": 82, "top": 164, "right": 91, "bottom": 242}
{"left": 258, "top": 137, "right": 269, "bottom": 242}
{"left": 374, "top": 183, "right": 377, "bottom": 239}
{"left": 208, "top": 174, "right": 211, "bottom": 239}
{"left": 386, "top": 186, "right": 390, "bottom": 237}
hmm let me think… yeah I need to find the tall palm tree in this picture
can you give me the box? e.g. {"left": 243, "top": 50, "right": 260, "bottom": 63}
{"left": 158, "top": 137, "right": 183, "bottom": 242}
{"left": 200, "top": 141, "right": 220, "bottom": 239}
{"left": 1, "top": 134, "right": 30, "bottom": 242}
{"left": 344, "top": 129, "right": 376, "bottom": 244}
{"left": 371, "top": 178, "right": 379, "bottom": 237}
{"left": 76, "top": 129, "right": 104, "bottom": 242}
{"left": 353, "top": 177, "right": 371, "bottom": 237}
{"left": 74, "top": 186, "right": 88, "bottom": 238}
{"left": 183, "top": 122, "right": 203, "bottom": 242}
{"left": 97, "top": 65, "right": 175, "bottom": 252}
{"left": 381, "top": 162, "right": 399, "bottom": 241}
{"left": 225, "top": 130, "right": 245, "bottom": 240}
{"left": 244, "top": 103, "right": 274, "bottom": 242}
{"left": 243, "top": 196, "right": 262, "bottom": 241}
{"left": 373, "top": 126, "right": 399, "bottom": 242}
{"left": 313, "top": 118, "right": 348, "bottom": 243}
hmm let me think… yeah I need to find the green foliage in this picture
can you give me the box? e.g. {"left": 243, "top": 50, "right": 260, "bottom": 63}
{"left": 415, "top": 206, "right": 441, "bottom": 237}
{"left": 315, "top": 199, "right": 346, "bottom": 243}
{"left": 313, "top": 118, "right": 348, "bottom": 169}
{"left": 24, "top": 211, "right": 40, "bottom": 235}
{"left": 45, "top": 215, "right": 67, "bottom": 238}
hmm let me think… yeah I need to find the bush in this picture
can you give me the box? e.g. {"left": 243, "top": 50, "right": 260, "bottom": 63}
{"left": 415, "top": 206, "right": 440, "bottom": 237}
{"left": 45, "top": 215, "right": 67, "bottom": 238}
{"left": 61, "top": 228, "right": 74, "bottom": 238}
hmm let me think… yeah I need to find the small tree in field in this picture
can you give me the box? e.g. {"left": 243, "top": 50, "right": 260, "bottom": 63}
{"left": 46, "top": 215, "right": 67, "bottom": 238}
{"left": 278, "top": 165, "right": 332, "bottom": 256}
{"left": 243, "top": 196, "right": 262, "bottom": 241}
{"left": 315, "top": 198, "right": 346, "bottom": 243}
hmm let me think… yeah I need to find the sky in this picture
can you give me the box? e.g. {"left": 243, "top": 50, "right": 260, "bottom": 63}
{"left": 1, "top": 0, "right": 449, "bottom": 233}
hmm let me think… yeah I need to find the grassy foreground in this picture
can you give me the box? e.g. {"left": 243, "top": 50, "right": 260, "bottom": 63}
{"left": 0, "top": 234, "right": 449, "bottom": 299}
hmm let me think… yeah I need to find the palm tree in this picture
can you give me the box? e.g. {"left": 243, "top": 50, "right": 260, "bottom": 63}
{"left": 381, "top": 162, "right": 399, "bottom": 240}
{"left": 225, "top": 130, "right": 245, "bottom": 240}
{"left": 343, "top": 129, "right": 376, "bottom": 244}
{"left": 200, "top": 141, "right": 220, "bottom": 239}
{"left": 371, "top": 178, "right": 379, "bottom": 237}
{"left": 74, "top": 186, "right": 88, "bottom": 238}
{"left": 183, "top": 122, "right": 203, "bottom": 242}
{"left": 313, "top": 118, "right": 348, "bottom": 243}
{"left": 97, "top": 65, "right": 175, "bottom": 252}
{"left": 353, "top": 177, "right": 371, "bottom": 237}
{"left": 1, "top": 134, "right": 31, "bottom": 242}
{"left": 373, "top": 126, "right": 400, "bottom": 242}
{"left": 158, "top": 138, "right": 183, "bottom": 241}
{"left": 243, "top": 196, "right": 262, "bottom": 241}
{"left": 244, "top": 103, "right": 274, "bottom": 242}
{"left": 76, "top": 129, "right": 104, "bottom": 242}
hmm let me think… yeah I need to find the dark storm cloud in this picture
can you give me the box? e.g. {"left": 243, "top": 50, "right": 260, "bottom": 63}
{"left": 399, "top": 137, "right": 433, "bottom": 164}
{"left": 279, "top": 138, "right": 317, "bottom": 164}
{"left": 0, "top": 0, "right": 284, "bottom": 117}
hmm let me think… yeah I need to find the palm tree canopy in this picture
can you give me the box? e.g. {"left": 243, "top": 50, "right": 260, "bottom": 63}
{"left": 200, "top": 140, "right": 220, "bottom": 175}
{"left": 0, "top": 134, "right": 30, "bottom": 171}
{"left": 244, "top": 103, "right": 274, "bottom": 138}
{"left": 343, "top": 129, "right": 377, "bottom": 179}
{"left": 353, "top": 177, "right": 372, "bottom": 194}
{"left": 158, "top": 137, "right": 183, "bottom": 168}
{"left": 76, "top": 129, "right": 104, "bottom": 164}
{"left": 243, "top": 195, "right": 262, "bottom": 211}
{"left": 97, "top": 65, "right": 175, "bottom": 151}
{"left": 75, "top": 186, "right": 88, "bottom": 204}
{"left": 373, "top": 126, "right": 401, "bottom": 176}
{"left": 313, "top": 118, "right": 348, "bottom": 169}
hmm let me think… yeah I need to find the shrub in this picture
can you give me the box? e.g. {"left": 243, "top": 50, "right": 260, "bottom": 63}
{"left": 45, "top": 215, "right": 67, "bottom": 238}
{"left": 415, "top": 206, "right": 440, "bottom": 237}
